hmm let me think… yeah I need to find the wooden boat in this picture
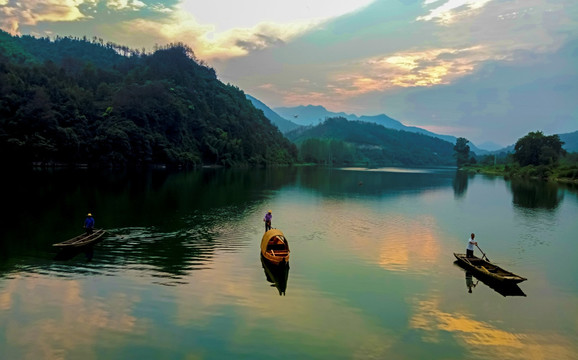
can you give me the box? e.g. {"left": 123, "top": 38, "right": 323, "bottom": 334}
{"left": 53, "top": 229, "right": 106, "bottom": 248}
{"left": 456, "top": 263, "right": 526, "bottom": 297}
{"left": 453, "top": 253, "right": 527, "bottom": 284}
{"left": 260, "top": 229, "right": 290, "bottom": 265}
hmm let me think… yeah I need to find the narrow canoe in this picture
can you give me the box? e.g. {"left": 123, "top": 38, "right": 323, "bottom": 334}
{"left": 453, "top": 253, "right": 527, "bottom": 284}
{"left": 260, "top": 229, "right": 290, "bottom": 265}
{"left": 53, "top": 229, "right": 106, "bottom": 248}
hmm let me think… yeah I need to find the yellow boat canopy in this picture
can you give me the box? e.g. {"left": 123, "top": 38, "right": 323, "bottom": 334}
{"left": 260, "top": 229, "right": 287, "bottom": 254}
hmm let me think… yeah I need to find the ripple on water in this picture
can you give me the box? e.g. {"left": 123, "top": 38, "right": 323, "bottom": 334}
{"left": 41, "top": 224, "right": 249, "bottom": 281}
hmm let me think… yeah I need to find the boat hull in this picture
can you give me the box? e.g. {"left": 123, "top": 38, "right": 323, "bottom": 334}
{"left": 453, "top": 253, "right": 526, "bottom": 284}
{"left": 53, "top": 229, "right": 106, "bottom": 248}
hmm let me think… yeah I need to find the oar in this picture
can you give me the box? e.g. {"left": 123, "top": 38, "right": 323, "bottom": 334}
{"left": 476, "top": 244, "right": 490, "bottom": 262}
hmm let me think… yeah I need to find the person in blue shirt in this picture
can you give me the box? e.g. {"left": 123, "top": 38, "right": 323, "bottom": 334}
{"left": 263, "top": 210, "right": 272, "bottom": 232}
{"left": 84, "top": 213, "right": 95, "bottom": 234}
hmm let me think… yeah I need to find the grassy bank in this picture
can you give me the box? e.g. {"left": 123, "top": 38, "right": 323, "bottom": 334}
{"left": 462, "top": 163, "right": 578, "bottom": 184}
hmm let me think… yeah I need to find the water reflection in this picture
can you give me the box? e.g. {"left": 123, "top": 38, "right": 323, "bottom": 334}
{"left": 465, "top": 271, "right": 478, "bottom": 293}
{"left": 1, "top": 167, "right": 577, "bottom": 358}
{"left": 260, "top": 255, "right": 290, "bottom": 296}
{"left": 54, "top": 245, "right": 96, "bottom": 262}
{"left": 452, "top": 171, "right": 471, "bottom": 198}
{"left": 454, "top": 262, "right": 526, "bottom": 297}
{"left": 98, "top": 227, "right": 219, "bottom": 282}
{"left": 297, "top": 167, "right": 455, "bottom": 197}
{"left": 509, "top": 179, "right": 563, "bottom": 209}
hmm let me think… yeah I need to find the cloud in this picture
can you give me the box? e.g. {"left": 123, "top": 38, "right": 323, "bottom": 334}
{"left": 417, "top": 0, "right": 493, "bottom": 23}
{"left": 1, "top": 0, "right": 355, "bottom": 60}
{"left": 89, "top": 4, "right": 324, "bottom": 60}
{"left": 0, "top": 0, "right": 90, "bottom": 33}
{"left": 177, "top": 0, "right": 374, "bottom": 33}
{"left": 105, "top": 0, "right": 146, "bottom": 11}
{"left": 246, "top": 44, "right": 501, "bottom": 111}
{"left": 333, "top": 45, "right": 496, "bottom": 94}
{"left": 206, "top": 21, "right": 318, "bottom": 59}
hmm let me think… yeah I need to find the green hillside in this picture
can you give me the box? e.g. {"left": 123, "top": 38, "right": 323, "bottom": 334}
{"left": 286, "top": 117, "right": 456, "bottom": 166}
{"left": 0, "top": 30, "right": 297, "bottom": 167}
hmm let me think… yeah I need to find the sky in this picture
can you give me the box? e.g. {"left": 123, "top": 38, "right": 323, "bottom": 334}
{"left": 1, "top": 0, "right": 577, "bottom": 147}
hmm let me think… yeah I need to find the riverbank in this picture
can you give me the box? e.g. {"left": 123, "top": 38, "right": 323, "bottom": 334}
{"left": 462, "top": 164, "right": 578, "bottom": 185}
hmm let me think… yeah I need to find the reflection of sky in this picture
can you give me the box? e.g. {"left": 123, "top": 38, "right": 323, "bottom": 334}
{"left": 1, "top": 169, "right": 578, "bottom": 358}
{"left": 0, "top": 253, "right": 402, "bottom": 358}
{"left": 338, "top": 167, "right": 436, "bottom": 174}
{"left": 0, "top": 275, "right": 139, "bottom": 360}
{"left": 410, "top": 297, "right": 576, "bottom": 360}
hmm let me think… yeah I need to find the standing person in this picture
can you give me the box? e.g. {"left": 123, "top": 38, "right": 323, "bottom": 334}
{"left": 466, "top": 233, "right": 477, "bottom": 258}
{"left": 263, "top": 210, "right": 272, "bottom": 232}
{"left": 84, "top": 213, "right": 95, "bottom": 235}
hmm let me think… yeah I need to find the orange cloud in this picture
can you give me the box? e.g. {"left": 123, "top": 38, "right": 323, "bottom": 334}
{"left": 107, "top": 9, "right": 320, "bottom": 60}
{"left": 0, "top": 0, "right": 88, "bottom": 34}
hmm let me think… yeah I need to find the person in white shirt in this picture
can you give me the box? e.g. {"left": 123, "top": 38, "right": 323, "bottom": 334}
{"left": 466, "top": 233, "right": 477, "bottom": 258}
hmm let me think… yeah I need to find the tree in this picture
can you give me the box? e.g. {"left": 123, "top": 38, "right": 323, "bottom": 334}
{"left": 514, "top": 131, "right": 565, "bottom": 166}
{"left": 453, "top": 137, "right": 470, "bottom": 167}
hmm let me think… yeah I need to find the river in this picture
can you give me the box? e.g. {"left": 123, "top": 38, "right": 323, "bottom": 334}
{"left": 1, "top": 167, "right": 577, "bottom": 359}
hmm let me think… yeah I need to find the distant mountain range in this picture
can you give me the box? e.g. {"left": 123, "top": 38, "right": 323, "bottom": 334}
{"left": 245, "top": 95, "right": 300, "bottom": 133}
{"left": 560, "top": 131, "right": 578, "bottom": 153}
{"left": 248, "top": 95, "right": 578, "bottom": 155}
{"left": 248, "top": 96, "right": 489, "bottom": 154}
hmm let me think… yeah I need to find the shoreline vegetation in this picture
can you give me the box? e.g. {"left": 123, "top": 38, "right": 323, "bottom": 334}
{"left": 462, "top": 164, "right": 578, "bottom": 185}
{"left": 455, "top": 132, "right": 578, "bottom": 186}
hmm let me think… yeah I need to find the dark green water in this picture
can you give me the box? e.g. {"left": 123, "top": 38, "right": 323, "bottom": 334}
{"left": 1, "top": 167, "right": 577, "bottom": 360}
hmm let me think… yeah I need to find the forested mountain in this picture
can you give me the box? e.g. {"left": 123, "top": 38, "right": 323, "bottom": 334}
{"left": 286, "top": 117, "right": 456, "bottom": 166}
{"left": 245, "top": 95, "right": 300, "bottom": 133}
{"left": 0, "top": 30, "right": 297, "bottom": 167}
{"left": 275, "top": 104, "right": 488, "bottom": 155}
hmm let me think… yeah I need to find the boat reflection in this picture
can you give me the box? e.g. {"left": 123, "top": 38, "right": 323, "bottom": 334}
{"left": 261, "top": 255, "right": 290, "bottom": 296}
{"left": 454, "top": 261, "right": 526, "bottom": 297}
{"left": 54, "top": 244, "right": 96, "bottom": 261}
{"left": 465, "top": 271, "right": 478, "bottom": 293}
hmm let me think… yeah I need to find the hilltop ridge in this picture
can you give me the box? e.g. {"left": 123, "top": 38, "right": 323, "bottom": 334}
{"left": 0, "top": 30, "right": 297, "bottom": 167}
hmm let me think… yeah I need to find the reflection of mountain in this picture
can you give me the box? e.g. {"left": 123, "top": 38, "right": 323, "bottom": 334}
{"left": 454, "top": 262, "right": 526, "bottom": 297}
{"left": 261, "top": 255, "right": 290, "bottom": 296}
{"left": 1, "top": 168, "right": 300, "bottom": 279}
{"left": 509, "top": 179, "right": 563, "bottom": 210}
{"left": 297, "top": 167, "right": 455, "bottom": 197}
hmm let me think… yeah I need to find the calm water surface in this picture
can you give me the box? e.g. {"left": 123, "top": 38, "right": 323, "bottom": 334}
{"left": 1, "top": 167, "right": 577, "bottom": 360}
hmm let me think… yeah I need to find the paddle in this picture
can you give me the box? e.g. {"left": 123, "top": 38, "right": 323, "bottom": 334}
{"left": 476, "top": 244, "right": 490, "bottom": 262}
